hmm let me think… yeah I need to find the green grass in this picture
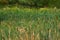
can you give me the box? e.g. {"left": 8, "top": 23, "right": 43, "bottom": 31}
{"left": 0, "top": 7, "right": 60, "bottom": 40}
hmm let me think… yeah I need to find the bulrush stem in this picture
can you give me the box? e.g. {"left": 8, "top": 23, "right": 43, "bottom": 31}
{"left": 25, "top": 31, "right": 29, "bottom": 40}
{"left": 8, "top": 24, "right": 11, "bottom": 40}
{"left": 35, "top": 33, "right": 40, "bottom": 40}
{"left": 1, "top": 30, "right": 6, "bottom": 40}
{"left": 48, "top": 29, "right": 52, "bottom": 40}
{"left": 31, "top": 31, "right": 35, "bottom": 40}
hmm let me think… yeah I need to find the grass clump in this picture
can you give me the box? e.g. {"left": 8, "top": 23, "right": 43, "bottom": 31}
{"left": 0, "top": 7, "right": 60, "bottom": 40}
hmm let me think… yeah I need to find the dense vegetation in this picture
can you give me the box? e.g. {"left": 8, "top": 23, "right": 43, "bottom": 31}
{"left": 0, "top": 7, "right": 60, "bottom": 40}
{"left": 0, "top": 0, "right": 60, "bottom": 40}
{"left": 0, "top": 0, "right": 60, "bottom": 8}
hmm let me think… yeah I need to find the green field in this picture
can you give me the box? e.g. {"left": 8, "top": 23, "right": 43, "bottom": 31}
{"left": 0, "top": 7, "right": 60, "bottom": 40}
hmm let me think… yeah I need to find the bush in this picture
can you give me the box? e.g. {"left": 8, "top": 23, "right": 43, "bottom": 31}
{"left": 0, "top": 0, "right": 60, "bottom": 8}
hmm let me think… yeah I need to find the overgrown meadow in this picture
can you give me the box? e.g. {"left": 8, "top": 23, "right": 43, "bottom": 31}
{"left": 0, "top": 7, "right": 60, "bottom": 40}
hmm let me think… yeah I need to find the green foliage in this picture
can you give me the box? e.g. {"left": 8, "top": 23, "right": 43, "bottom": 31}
{"left": 0, "top": 8, "right": 60, "bottom": 40}
{"left": 0, "top": 0, "right": 60, "bottom": 8}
